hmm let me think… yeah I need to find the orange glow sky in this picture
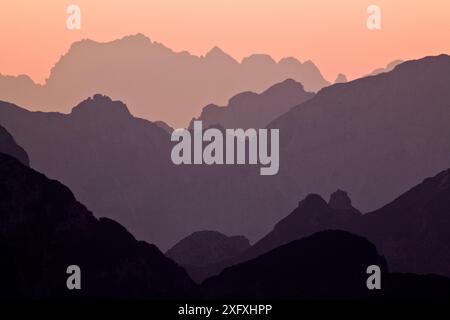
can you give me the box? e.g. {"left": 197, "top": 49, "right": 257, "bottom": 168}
{"left": 1, "top": 0, "right": 449, "bottom": 84}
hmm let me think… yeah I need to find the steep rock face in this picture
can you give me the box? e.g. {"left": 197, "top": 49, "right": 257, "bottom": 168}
{"left": 0, "top": 124, "right": 29, "bottom": 166}
{"left": 0, "top": 153, "right": 196, "bottom": 299}
{"left": 166, "top": 231, "right": 250, "bottom": 267}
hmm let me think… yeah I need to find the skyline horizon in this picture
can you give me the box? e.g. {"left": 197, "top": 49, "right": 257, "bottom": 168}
{"left": 2, "top": 0, "right": 450, "bottom": 84}
{"left": 0, "top": 31, "right": 446, "bottom": 86}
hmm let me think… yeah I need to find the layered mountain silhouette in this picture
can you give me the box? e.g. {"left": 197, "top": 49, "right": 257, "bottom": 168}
{"left": 0, "top": 94, "right": 288, "bottom": 250}
{"left": 0, "top": 34, "right": 329, "bottom": 127}
{"left": 353, "top": 168, "right": 450, "bottom": 277}
{"left": 188, "top": 168, "right": 450, "bottom": 282}
{"left": 250, "top": 169, "right": 450, "bottom": 279}
{"left": 269, "top": 54, "right": 450, "bottom": 213}
{"left": 0, "top": 124, "right": 29, "bottom": 166}
{"left": 1, "top": 126, "right": 449, "bottom": 299}
{"left": 202, "top": 230, "right": 450, "bottom": 299}
{"left": 334, "top": 73, "right": 348, "bottom": 84}
{"left": 1, "top": 55, "right": 450, "bottom": 254}
{"left": 0, "top": 151, "right": 195, "bottom": 299}
{"left": 189, "top": 79, "right": 314, "bottom": 130}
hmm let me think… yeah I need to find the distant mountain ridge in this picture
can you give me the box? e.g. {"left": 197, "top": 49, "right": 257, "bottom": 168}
{"left": 0, "top": 34, "right": 329, "bottom": 127}
{"left": 189, "top": 79, "right": 314, "bottom": 130}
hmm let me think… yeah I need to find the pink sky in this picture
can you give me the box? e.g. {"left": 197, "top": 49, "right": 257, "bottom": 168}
{"left": 1, "top": 0, "right": 449, "bottom": 83}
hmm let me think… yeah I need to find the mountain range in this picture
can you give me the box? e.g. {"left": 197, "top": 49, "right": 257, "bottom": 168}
{"left": 1, "top": 124, "right": 449, "bottom": 299}
{"left": 1, "top": 55, "right": 450, "bottom": 254}
{"left": 172, "top": 168, "right": 450, "bottom": 283}
{"left": 0, "top": 34, "right": 329, "bottom": 128}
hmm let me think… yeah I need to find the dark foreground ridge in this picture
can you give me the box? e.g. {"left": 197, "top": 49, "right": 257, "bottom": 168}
{"left": 0, "top": 152, "right": 195, "bottom": 299}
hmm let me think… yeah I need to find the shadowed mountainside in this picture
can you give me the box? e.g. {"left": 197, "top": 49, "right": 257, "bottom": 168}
{"left": 0, "top": 34, "right": 329, "bottom": 127}
{"left": 0, "top": 152, "right": 196, "bottom": 299}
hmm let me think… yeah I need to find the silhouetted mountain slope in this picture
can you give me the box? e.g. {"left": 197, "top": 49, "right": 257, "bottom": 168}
{"left": 203, "top": 230, "right": 450, "bottom": 299}
{"left": 189, "top": 79, "right": 314, "bottom": 130}
{"left": 353, "top": 168, "right": 450, "bottom": 277}
{"left": 190, "top": 166, "right": 450, "bottom": 282}
{"left": 0, "top": 34, "right": 329, "bottom": 127}
{"left": 166, "top": 231, "right": 250, "bottom": 267}
{"left": 0, "top": 124, "right": 29, "bottom": 166}
{"left": 268, "top": 54, "right": 450, "bottom": 213}
{"left": 0, "top": 153, "right": 195, "bottom": 299}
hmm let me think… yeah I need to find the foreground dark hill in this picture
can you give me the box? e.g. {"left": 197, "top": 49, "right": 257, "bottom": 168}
{"left": 0, "top": 34, "right": 329, "bottom": 127}
{"left": 203, "top": 230, "right": 450, "bottom": 299}
{"left": 269, "top": 54, "right": 450, "bottom": 213}
{"left": 189, "top": 79, "right": 314, "bottom": 130}
{"left": 0, "top": 124, "right": 29, "bottom": 166}
{"left": 0, "top": 152, "right": 195, "bottom": 299}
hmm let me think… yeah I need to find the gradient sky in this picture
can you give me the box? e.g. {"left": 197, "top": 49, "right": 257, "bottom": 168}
{"left": 1, "top": 0, "right": 449, "bottom": 84}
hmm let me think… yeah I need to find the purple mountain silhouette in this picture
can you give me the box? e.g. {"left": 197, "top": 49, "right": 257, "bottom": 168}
{"left": 0, "top": 34, "right": 329, "bottom": 128}
{"left": 1, "top": 55, "right": 450, "bottom": 252}
{"left": 268, "top": 54, "right": 450, "bottom": 213}
{"left": 191, "top": 169, "right": 450, "bottom": 282}
{"left": 189, "top": 79, "right": 314, "bottom": 130}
